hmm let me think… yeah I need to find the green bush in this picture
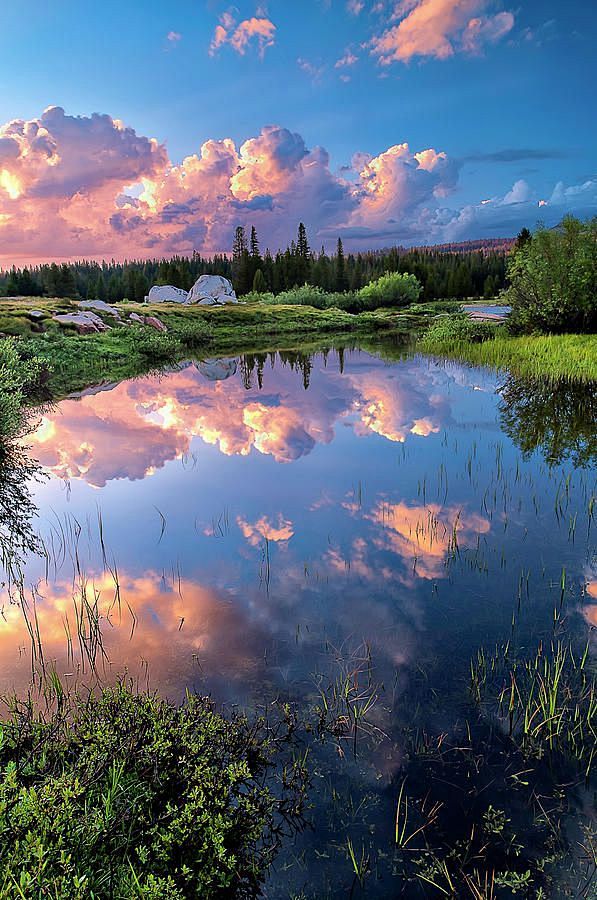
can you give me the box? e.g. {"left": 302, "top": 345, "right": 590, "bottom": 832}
{"left": 125, "top": 326, "right": 181, "bottom": 363}
{"left": 0, "top": 339, "right": 45, "bottom": 440}
{"left": 0, "top": 684, "right": 307, "bottom": 899}
{"left": 420, "top": 314, "right": 498, "bottom": 347}
{"left": 250, "top": 274, "right": 422, "bottom": 313}
{"left": 358, "top": 272, "right": 421, "bottom": 309}
{"left": 506, "top": 216, "right": 597, "bottom": 334}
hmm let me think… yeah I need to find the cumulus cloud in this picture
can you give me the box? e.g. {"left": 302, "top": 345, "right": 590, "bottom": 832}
{"left": 209, "top": 13, "right": 276, "bottom": 59}
{"left": 0, "top": 105, "right": 593, "bottom": 262}
{"left": 370, "top": 0, "right": 514, "bottom": 64}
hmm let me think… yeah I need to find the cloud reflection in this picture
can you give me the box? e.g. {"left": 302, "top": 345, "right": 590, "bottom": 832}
{"left": 27, "top": 353, "right": 452, "bottom": 487}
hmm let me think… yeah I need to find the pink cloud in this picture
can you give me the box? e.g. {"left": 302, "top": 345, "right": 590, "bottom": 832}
{"left": 370, "top": 0, "right": 514, "bottom": 64}
{"left": 209, "top": 14, "right": 276, "bottom": 59}
{"left": 0, "top": 104, "right": 590, "bottom": 264}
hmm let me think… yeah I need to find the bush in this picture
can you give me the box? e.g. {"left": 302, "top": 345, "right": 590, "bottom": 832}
{"left": 249, "top": 274, "right": 422, "bottom": 314}
{"left": 358, "top": 272, "right": 421, "bottom": 309}
{"left": 125, "top": 326, "right": 181, "bottom": 363}
{"left": 506, "top": 216, "right": 597, "bottom": 334}
{"left": 419, "top": 314, "right": 498, "bottom": 347}
{"left": 0, "top": 684, "right": 307, "bottom": 899}
{"left": 0, "top": 338, "right": 45, "bottom": 440}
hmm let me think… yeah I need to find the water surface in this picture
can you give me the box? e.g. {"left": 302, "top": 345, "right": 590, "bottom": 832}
{"left": 1, "top": 346, "right": 594, "bottom": 896}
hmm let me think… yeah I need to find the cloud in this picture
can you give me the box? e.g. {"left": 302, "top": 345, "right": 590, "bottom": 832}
{"left": 297, "top": 58, "right": 326, "bottom": 81}
{"left": 209, "top": 13, "right": 276, "bottom": 59}
{"left": 463, "top": 148, "right": 568, "bottom": 163}
{"left": 0, "top": 105, "right": 593, "bottom": 263}
{"left": 347, "top": 0, "right": 365, "bottom": 13}
{"left": 166, "top": 31, "right": 182, "bottom": 44}
{"left": 335, "top": 50, "right": 359, "bottom": 68}
{"left": 370, "top": 0, "right": 514, "bottom": 64}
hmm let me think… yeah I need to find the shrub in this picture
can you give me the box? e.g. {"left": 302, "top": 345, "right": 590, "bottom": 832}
{"left": 125, "top": 326, "right": 181, "bottom": 363}
{"left": 0, "top": 684, "right": 307, "bottom": 899}
{"left": 0, "top": 338, "right": 45, "bottom": 440}
{"left": 419, "top": 314, "right": 498, "bottom": 347}
{"left": 358, "top": 272, "right": 421, "bottom": 309}
{"left": 506, "top": 216, "right": 597, "bottom": 334}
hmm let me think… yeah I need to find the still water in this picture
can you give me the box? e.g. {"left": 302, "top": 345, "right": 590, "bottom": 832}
{"left": 1, "top": 345, "right": 595, "bottom": 896}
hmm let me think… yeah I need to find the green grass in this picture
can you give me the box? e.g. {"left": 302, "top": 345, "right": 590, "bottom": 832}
{"left": 420, "top": 317, "right": 597, "bottom": 382}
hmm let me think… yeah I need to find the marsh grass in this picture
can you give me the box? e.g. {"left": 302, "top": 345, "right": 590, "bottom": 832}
{"left": 470, "top": 638, "right": 596, "bottom": 775}
{"left": 420, "top": 320, "right": 597, "bottom": 383}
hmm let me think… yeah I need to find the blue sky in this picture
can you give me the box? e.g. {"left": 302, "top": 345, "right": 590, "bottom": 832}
{"left": 0, "top": 0, "right": 595, "bottom": 259}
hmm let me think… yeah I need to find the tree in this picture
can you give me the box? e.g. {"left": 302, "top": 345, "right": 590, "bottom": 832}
{"left": 250, "top": 226, "right": 260, "bottom": 260}
{"left": 335, "top": 238, "right": 348, "bottom": 292}
{"left": 506, "top": 216, "right": 597, "bottom": 333}
{"left": 514, "top": 227, "right": 532, "bottom": 251}
{"left": 232, "top": 226, "right": 252, "bottom": 294}
{"left": 252, "top": 269, "right": 267, "bottom": 294}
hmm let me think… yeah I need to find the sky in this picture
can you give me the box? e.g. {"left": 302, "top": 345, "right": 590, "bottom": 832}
{"left": 0, "top": 0, "right": 595, "bottom": 263}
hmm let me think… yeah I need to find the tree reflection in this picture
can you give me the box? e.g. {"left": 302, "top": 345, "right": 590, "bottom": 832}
{"left": 499, "top": 375, "right": 596, "bottom": 467}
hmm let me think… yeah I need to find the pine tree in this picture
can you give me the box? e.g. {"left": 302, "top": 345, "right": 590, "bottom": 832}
{"left": 335, "top": 238, "right": 348, "bottom": 291}
{"left": 295, "top": 223, "right": 310, "bottom": 285}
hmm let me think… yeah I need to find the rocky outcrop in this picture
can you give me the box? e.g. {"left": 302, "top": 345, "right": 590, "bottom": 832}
{"left": 187, "top": 275, "right": 237, "bottom": 306}
{"left": 79, "top": 300, "right": 121, "bottom": 318}
{"left": 147, "top": 285, "right": 189, "bottom": 304}
{"left": 145, "top": 275, "right": 238, "bottom": 306}
{"left": 53, "top": 312, "right": 111, "bottom": 334}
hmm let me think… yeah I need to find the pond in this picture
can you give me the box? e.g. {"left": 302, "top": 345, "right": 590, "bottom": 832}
{"left": 1, "top": 344, "right": 595, "bottom": 896}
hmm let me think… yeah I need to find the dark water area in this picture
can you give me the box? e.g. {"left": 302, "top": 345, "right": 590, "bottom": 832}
{"left": 1, "top": 345, "right": 595, "bottom": 896}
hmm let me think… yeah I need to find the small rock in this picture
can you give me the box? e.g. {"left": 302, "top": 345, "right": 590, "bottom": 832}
{"left": 28, "top": 309, "right": 46, "bottom": 321}
{"left": 144, "top": 315, "right": 168, "bottom": 333}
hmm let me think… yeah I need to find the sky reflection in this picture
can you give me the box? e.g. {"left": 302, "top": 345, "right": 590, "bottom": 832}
{"left": 2, "top": 349, "right": 593, "bottom": 710}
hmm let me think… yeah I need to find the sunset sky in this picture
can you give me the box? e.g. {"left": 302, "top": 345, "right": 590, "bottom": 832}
{"left": 0, "top": 0, "right": 595, "bottom": 262}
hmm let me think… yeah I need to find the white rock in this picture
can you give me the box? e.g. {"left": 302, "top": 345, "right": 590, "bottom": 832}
{"left": 79, "top": 300, "right": 121, "bottom": 318}
{"left": 187, "top": 275, "right": 237, "bottom": 306}
{"left": 194, "top": 358, "right": 238, "bottom": 381}
{"left": 147, "top": 285, "right": 189, "bottom": 304}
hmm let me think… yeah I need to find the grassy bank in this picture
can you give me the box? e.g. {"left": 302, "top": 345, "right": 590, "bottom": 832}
{"left": 0, "top": 297, "right": 428, "bottom": 402}
{"left": 419, "top": 316, "right": 597, "bottom": 382}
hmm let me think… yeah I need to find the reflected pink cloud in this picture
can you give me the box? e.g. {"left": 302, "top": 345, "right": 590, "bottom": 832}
{"left": 26, "top": 356, "right": 452, "bottom": 486}
{"left": 0, "top": 570, "right": 267, "bottom": 697}
{"left": 368, "top": 501, "right": 490, "bottom": 579}
{"left": 237, "top": 514, "right": 294, "bottom": 546}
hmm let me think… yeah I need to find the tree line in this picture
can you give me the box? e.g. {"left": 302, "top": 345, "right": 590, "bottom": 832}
{"left": 0, "top": 223, "right": 509, "bottom": 302}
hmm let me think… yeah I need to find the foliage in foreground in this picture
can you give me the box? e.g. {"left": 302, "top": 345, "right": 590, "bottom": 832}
{"left": 0, "top": 684, "right": 307, "bottom": 899}
{"left": 0, "top": 339, "right": 45, "bottom": 441}
{"left": 506, "top": 216, "right": 597, "bottom": 334}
